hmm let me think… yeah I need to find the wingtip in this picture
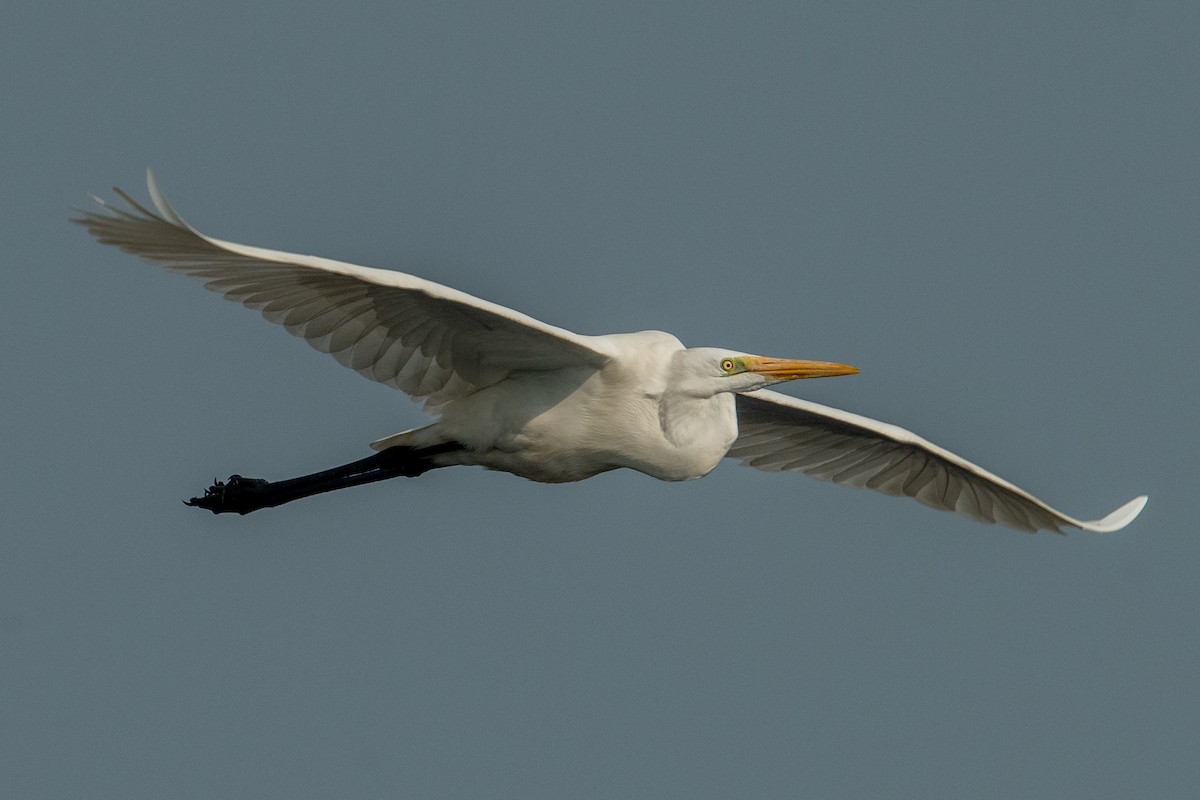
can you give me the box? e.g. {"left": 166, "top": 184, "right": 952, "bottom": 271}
{"left": 1078, "top": 495, "right": 1148, "bottom": 533}
{"left": 144, "top": 167, "right": 161, "bottom": 199}
{"left": 144, "top": 167, "right": 187, "bottom": 227}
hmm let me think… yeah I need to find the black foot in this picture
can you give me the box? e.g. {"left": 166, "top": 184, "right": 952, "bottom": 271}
{"left": 185, "top": 475, "right": 273, "bottom": 515}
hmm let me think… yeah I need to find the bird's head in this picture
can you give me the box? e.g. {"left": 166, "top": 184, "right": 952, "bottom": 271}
{"left": 674, "top": 347, "right": 859, "bottom": 396}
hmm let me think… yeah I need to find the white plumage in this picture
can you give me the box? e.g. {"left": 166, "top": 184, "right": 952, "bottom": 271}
{"left": 75, "top": 171, "right": 1146, "bottom": 532}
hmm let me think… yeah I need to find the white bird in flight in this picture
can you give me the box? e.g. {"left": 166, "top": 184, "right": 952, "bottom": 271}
{"left": 75, "top": 171, "right": 1147, "bottom": 533}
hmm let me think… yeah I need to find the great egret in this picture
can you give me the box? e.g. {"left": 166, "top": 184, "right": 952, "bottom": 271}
{"left": 75, "top": 172, "right": 1147, "bottom": 533}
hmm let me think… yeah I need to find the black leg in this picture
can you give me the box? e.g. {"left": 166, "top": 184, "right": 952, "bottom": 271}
{"left": 184, "top": 444, "right": 460, "bottom": 515}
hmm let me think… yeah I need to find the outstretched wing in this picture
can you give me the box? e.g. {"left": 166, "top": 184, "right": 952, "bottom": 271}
{"left": 74, "top": 171, "right": 611, "bottom": 409}
{"left": 730, "top": 390, "right": 1146, "bottom": 533}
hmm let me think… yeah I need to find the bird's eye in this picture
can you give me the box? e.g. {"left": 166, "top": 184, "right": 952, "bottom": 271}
{"left": 721, "top": 359, "right": 736, "bottom": 372}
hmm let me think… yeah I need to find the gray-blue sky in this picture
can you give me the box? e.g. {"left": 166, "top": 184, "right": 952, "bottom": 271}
{"left": 3, "top": 2, "right": 1197, "bottom": 797}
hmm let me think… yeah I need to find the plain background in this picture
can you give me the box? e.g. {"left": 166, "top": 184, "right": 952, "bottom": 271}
{"left": 3, "top": 3, "right": 1197, "bottom": 798}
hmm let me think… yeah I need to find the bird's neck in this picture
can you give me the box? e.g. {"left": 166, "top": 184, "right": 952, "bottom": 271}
{"left": 659, "top": 391, "right": 739, "bottom": 455}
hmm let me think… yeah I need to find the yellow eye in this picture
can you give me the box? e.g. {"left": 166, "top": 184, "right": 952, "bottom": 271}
{"left": 721, "top": 358, "right": 736, "bottom": 372}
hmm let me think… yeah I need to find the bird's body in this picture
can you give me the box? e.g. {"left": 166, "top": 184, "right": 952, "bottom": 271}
{"left": 75, "top": 172, "right": 1147, "bottom": 533}
{"left": 393, "top": 332, "right": 741, "bottom": 483}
